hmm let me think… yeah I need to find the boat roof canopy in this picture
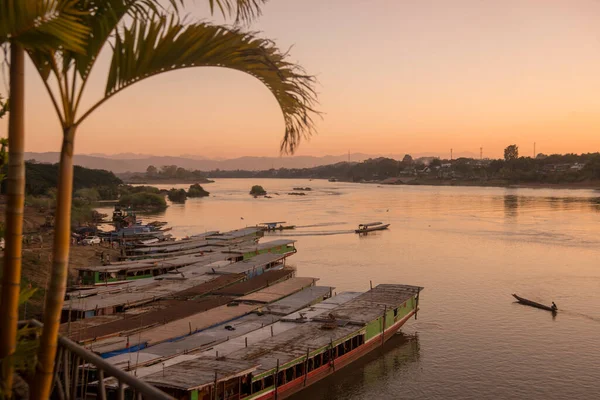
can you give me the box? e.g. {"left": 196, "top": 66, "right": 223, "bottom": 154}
{"left": 259, "top": 221, "right": 286, "bottom": 225}
{"left": 359, "top": 222, "right": 383, "bottom": 227}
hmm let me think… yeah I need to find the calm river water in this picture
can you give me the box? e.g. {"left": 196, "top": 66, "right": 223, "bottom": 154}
{"left": 101, "top": 179, "right": 600, "bottom": 399}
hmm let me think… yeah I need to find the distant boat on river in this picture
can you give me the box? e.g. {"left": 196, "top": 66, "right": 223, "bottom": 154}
{"left": 512, "top": 294, "right": 557, "bottom": 312}
{"left": 355, "top": 222, "right": 390, "bottom": 234}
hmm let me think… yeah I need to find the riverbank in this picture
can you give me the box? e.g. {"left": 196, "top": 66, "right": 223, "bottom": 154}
{"left": 379, "top": 178, "right": 600, "bottom": 191}
{"left": 0, "top": 201, "right": 121, "bottom": 319}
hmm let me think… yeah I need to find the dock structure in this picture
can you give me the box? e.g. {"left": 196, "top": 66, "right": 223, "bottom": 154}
{"left": 140, "top": 284, "right": 422, "bottom": 400}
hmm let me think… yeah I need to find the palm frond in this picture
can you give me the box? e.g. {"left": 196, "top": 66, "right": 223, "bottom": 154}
{"left": 94, "top": 16, "right": 317, "bottom": 153}
{"left": 209, "top": 0, "right": 267, "bottom": 24}
{"left": 0, "top": 0, "right": 89, "bottom": 53}
{"left": 69, "top": 0, "right": 178, "bottom": 80}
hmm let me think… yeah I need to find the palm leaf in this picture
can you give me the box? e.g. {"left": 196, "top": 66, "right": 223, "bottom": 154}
{"left": 94, "top": 16, "right": 318, "bottom": 153}
{"left": 209, "top": 0, "right": 266, "bottom": 24}
{"left": 0, "top": 0, "right": 89, "bottom": 53}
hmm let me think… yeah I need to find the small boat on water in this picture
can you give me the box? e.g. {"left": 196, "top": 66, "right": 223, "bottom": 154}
{"left": 355, "top": 222, "right": 390, "bottom": 233}
{"left": 258, "top": 221, "right": 296, "bottom": 231}
{"left": 512, "top": 294, "right": 557, "bottom": 312}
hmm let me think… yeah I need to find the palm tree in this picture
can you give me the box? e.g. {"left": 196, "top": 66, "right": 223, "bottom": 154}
{"left": 26, "top": 1, "right": 317, "bottom": 397}
{"left": 0, "top": 1, "right": 89, "bottom": 395}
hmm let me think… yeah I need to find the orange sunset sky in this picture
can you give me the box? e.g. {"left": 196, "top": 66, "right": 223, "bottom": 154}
{"left": 3, "top": 0, "right": 600, "bottom": 159}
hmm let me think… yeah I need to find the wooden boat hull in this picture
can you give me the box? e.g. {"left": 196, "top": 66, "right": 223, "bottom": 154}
{"left": 250, "top": 309, "right": 416, "bottom": 400}
{"left": 512, "top": 294, "right": 556, "bottom": 312}
{"left": 355, "top": 224, "right": 390, "bottom": 233}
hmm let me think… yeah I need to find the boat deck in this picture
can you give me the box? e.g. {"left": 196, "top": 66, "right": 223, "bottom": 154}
{"left": 105, "top": 291, "right": 358, "bottom": 388}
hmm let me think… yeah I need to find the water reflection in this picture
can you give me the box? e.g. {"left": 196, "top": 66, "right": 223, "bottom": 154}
{"left": 503, "top": 194, "right": 519, "bottom": 221}
{"left": 289, "top": 333, "right": 420, "bottom": 400}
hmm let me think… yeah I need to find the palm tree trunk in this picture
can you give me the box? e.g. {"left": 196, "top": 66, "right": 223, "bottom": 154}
{"left": 31, "top": 127, "right": 76, "bottom": 399}
{"left": 0, "top": 43, "right": 26, "bottom": 397}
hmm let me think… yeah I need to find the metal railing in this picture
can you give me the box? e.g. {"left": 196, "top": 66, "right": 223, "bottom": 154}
{"left": 19, "top": 320, "right": 174, "bottom": 400}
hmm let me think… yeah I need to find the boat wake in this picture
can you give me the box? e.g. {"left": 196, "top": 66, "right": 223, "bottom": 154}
{"left": 294, "top": 222, "right": 347, "bottom": 228}
{"left": 275, "top": 229, "right": 355, "bottom": 237}
{"left": 559, "top": 310, "right": 600, "bottom": 324}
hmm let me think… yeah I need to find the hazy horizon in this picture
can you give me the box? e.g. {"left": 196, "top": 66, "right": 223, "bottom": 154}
{"left": 3, "top": 0, "right": 600, "bottom": 158}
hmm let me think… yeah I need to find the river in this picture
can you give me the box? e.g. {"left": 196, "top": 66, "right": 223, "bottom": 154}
{"left": 99, "top": 179, "right": 600, "bottom": 399}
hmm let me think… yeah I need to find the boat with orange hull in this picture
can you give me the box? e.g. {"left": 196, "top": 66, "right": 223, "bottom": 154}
{"left": 256, "top": 309, "right": 418, "bottom": 400}
{"left": 142, "top": 284, "right": 423, "bottom": 400}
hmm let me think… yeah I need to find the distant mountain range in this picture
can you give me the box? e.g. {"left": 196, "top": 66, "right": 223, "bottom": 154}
{"left": 23, "top": 151, "right": 481, "bottom": 173}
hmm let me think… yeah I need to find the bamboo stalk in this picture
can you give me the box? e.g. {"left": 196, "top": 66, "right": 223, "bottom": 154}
{"left": 0, "top": 42, "right": 26, "bottom": 397}
{"left": 32, "top": 129, "right": 77, "bottom": 399}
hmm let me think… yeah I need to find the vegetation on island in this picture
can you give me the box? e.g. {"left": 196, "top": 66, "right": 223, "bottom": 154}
{"left": 167, "top": 188, "right": 187, "bottom": 203}
{"left": 188, "top": 184, "right": 210, "bottom": 198}
{"left": 250, "top": 185, "right": 267, "bottom": 196}
{"left": 117, "top": 192, "right": 167, "bottom": 212}
{"left": 119, "top": 185, "right": 161, "bottom": 195}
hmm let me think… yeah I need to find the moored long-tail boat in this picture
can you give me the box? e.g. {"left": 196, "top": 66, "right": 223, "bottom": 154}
{"left": 512, "top": 294, "right": 557, "bottom": 312}
{"left": 141, "top": 284, "right": 423, "bottom": 400}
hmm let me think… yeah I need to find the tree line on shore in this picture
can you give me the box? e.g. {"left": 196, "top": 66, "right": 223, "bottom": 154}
{"left": 192, "top": 148, "right": 600, "bottom": 184}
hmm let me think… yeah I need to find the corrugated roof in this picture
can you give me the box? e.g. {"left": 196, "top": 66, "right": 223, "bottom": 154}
{"left": 131, "top": 240, "right": 210, "bottom": 254}
{"left": 70, "top": 296, "right": 234, "bottom": 343}
{"left": 144, "top": 358, "right": 258, "bottom": 391}
{"left": 213, "top": 268, "right": 295, "bottom": 296}
{"left": 312, "top": 284, "right": 423, "bottom": 325}
{"left": 265, "top": 286, "right": 333, "bottom": 316}
{"left": 236, "top": 277, "right": 317, "bottom": 304}
{"left": 211, "top": 253, "right": 286, "bottom": 275}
